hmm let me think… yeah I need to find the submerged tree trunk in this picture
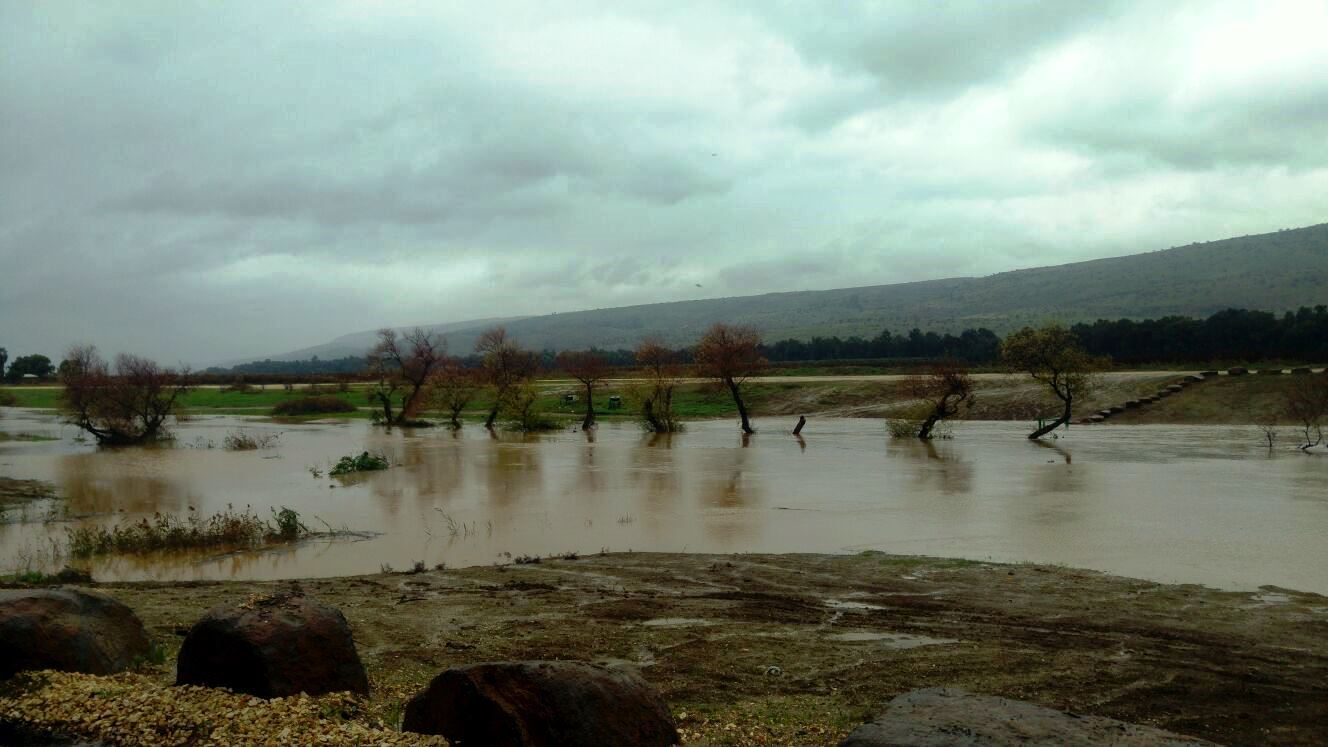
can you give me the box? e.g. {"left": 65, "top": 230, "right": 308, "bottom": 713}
{"left": 372, "top": 392, "right": 395, "bottom": 425}
{"left": 1027, "top": 396, "right": 1073, "bottom": 440}
{"left": 917, "top": 413, "right": 942, "bottom": 440}
{"left": 582, "top": 382, "right": 596, "bottom": 430}
{"left": 485, "top": 402, "right": 500, "bottom": 429}
{"left": 728, "top": 379, "right": 754, "bottom": 434}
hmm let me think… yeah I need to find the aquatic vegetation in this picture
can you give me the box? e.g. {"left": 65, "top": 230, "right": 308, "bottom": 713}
{"left": 329, "top": 451, "right": 390, "bottom": 476}
{"left": 65, "top": 505, "right": 308, "bottom": 558}
{"left": 222, "top": 430, "right": 280, "bottom": 450}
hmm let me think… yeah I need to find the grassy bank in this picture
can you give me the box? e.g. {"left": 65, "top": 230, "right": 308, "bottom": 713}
{"left": 2, "top": 552, "right": 1324, "bottom": 746}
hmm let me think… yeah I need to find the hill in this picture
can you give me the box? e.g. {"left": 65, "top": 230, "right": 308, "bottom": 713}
{"left": 261, "top": 223, "right": 1328, "bottom": 359}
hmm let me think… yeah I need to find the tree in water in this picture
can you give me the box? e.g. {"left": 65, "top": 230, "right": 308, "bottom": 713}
{"left": 634, "top": 338, "right": 682, "bottom": 433}
{"left": 474, "top": 327, "right": 538, "bottom": 429}
{"left": 1001, "top": 325, "right": 1105, "bottom": 440}
{"left": 695, "top": 323, "right": 766, "bottom": 434}
{"left": 557, "top": 350, "right": 611, "bottom": 430}
{"left": 60, "top": 345, "right": 193, "bottom": 445}
{"left": 1283, "top": 373, "right": 1327, "bottom": 450}
{"left": 368, "top": 328, "right": 446, "bottom": 425}
{"left": 902, "top": 360, "right": 975, "bottom": 439}
{"left": 429, "top": 358, "right": 479, "bottom": 429}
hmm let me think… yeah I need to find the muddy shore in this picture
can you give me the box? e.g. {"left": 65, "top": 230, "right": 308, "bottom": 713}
{"left": 4, "top": 551, "right": 1325, "bottom": 745}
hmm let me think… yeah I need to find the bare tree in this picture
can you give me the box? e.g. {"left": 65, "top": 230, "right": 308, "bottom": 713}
{"left": 1284, "top": 373, "right": 1328, "bottom": 450}
{"left": 902, "top": 360, "right": 975, "bottom": 439}
{"left": 429, "top": 358, "right": 480, "bottom": 428}
{"left": 368, "top": 328, "right": 446, "bottom": 425}
{"left": 557, "top": 350, "right": 611, "bottom": 430}
{"left": 1001, "top": 325, "right": 1105, "bottom": 440}
{"left": 634, "top": 338, "right": 682, "bottom": 433}
{"left": 695, "top": 323, "right": 766, "bottom": 434}
{"left": 60, "top": 345, "right": 192, "bottom": 445}
{"left": 475, "top": 327, "right": 538, "bottom": 429}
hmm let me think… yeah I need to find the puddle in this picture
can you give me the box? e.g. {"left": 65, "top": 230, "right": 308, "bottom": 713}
{"left": 826, "top": 631, "right": 959, "bottom": 649}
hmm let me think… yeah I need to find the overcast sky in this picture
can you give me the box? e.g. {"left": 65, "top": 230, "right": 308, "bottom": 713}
{"left": 3, "top": 1, "right": 1327, "bottom": 365}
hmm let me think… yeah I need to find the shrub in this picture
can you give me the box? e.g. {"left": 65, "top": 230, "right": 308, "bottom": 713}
{"left": 329, "top": 451, "right": 390, "bottom": 476}
{"left": 222, "top": 430, "right": 280, "bottom": 450}
{"left": 0, "top": 390, "right": 16, "bottom": 407}
{"left": 886, "top": 418, "right": 920, "bottom": 439}
{"left": 271, "top": 395, "right": 356, "bottom": 416}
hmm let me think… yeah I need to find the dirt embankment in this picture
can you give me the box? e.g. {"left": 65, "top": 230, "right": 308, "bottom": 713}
{"left": 748, "top": 373, "right": 1184, "bottom": 421}
{"left": 750, "top": 371, "right": 1324, "bottom": 425}
{"left": 5, "top": 552, "right": 1324, "bottom": 745}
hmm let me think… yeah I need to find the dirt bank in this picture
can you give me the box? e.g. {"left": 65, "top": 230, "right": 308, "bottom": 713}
{"left": 4, "top": 552, "right": 1325, "bottom": 745}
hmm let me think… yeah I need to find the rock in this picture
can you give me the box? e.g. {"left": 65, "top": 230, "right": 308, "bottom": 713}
{"left": 1109, "top": 406, "right": 1125, "bottom": 414}
{"left": 1088, "top": 415, "right": 1105, "bottom": 423}
{"left": 1228, "top": 366, "right": 1248, "bottom": 376}
{"left": 1258, "top": 367, "right": 1285, "bottom": 375}
{"left": 1096, "top": 410, "right": 1112, "bottom": 417}
{"left": 1155, "top": 390, "right": 1171, "bottom": 398}
{"left": 176, "top": 592, "right": 369, "bottom": 698}
{"left": 1167, "top": 384, "right": 1184, "bottom": 392}
{"left": 840, "top": 687, "right": 1214, "bottom": 746}
{"left": 1200, "top": 370, "right": 1219, "bottom": 377}
{"left": 1185, "top": 374, "right": 1204, "bottom": 383}
{"left": 402, "top": 660, "right": 680, "bottom": 746}
{"left": 1291, "top": 367, "right": 1312, "bottom": 375}
{"left": 1123, "top": 400, "right": 1139, "bottom": 408}
{"left": 0, "top": 589, "right": 151, "bottom": 680}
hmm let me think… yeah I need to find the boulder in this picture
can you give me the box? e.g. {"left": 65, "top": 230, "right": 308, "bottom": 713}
{"left": 0, "top": 589, "right": 151, "bottom": 680}
{"left": 1185, "top": 374, "right": 1204, "bottom": 383}
{"left": 403, "top": 660, "right": 680, "bottom": 746}
{"left": 1108, "top": 406, "right": 1125, "bottom": 414}
{"left": 1155, "top": 390, "right": 1171, "bottom": 398}
{"left": 175, "top": 592, "right": 368, "bottom": 698}
{"left": 1123, "top": 400, "right": 1139, "bottom": 408}
{"left": 840, "top": 687, "right": 1214, "bottom": 746}
{"left": 1228, "top": 366, "right": 1248, "bottom": 376}
{"left": 1167, "top": 384, "right": 1184, "bottom": 392}
{"left": 1200, "top": 370, "right": 1219, "bottom": 377}
{"left": 1258, "top": 367, "right": 1285, "bottom": 375}
{"left": 1291, "top": 367, "right": 1312, "bottom": 375}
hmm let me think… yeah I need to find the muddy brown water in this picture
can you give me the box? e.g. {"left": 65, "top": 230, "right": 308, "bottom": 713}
{"left": 1, "top": 409, "right": 1325, "bottom": 591}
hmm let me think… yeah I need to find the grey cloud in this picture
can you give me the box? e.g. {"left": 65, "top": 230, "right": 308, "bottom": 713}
{"left": 763, "top": 1, "right": 1129, "bottom": 97}
{"left": 1, "top": 1, "right": 1325, "bottom": 364}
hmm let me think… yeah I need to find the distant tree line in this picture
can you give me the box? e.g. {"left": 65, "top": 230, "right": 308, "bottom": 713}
{"left": 205, "top": 355, "right": 372, "bottom": 376}
{"left": 763, "top": 328, "right": 1002, "bottom": 364}
{"left": 1071, "top": 306, "right": 1328, "bottom": 364}
{"left": 188, "top": 306, "right": 1328, "bottom": 378}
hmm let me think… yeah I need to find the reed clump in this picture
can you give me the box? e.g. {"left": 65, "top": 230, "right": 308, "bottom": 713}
{"left": 65, "top": 505, "right": 308, "bottom": 558}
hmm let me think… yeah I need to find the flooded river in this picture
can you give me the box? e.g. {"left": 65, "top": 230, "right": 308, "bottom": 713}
{"left": 2, "top": 410, "right": 1325, "bottom": 592}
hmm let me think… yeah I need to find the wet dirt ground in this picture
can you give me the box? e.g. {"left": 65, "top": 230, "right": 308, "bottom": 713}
{"left": 33, "top": 551, "right": 1327, "bottom": 746}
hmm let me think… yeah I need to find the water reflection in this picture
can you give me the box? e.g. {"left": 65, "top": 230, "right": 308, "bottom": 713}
{"left": 57, "top": 453, "right": 192, "bottom": 516}
{"left": 887, "top": 439, "right": 974, "bottom": 496}
{"left": 1, "top": 414, "right": 1326, "bottom": 593}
